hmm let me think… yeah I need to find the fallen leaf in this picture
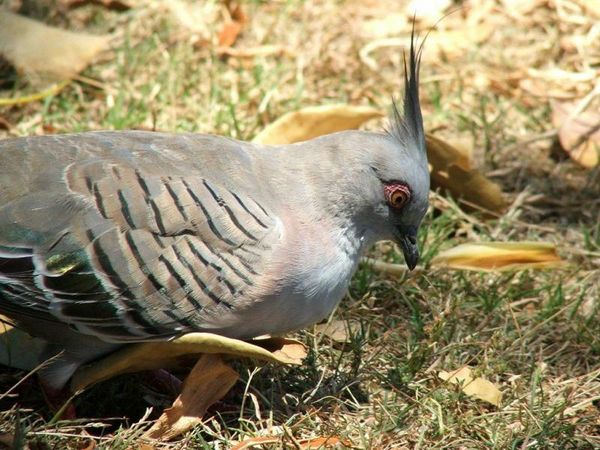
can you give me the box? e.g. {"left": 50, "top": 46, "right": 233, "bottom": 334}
{"left": 253, "top": 104, "right": 383, "bottom": 145}
{"left": 439, "top": 366, "right": 502, "bottom": 406}
{"left": 71, "top": 332, "right": 306, "bottom": 392}
{"left": 299, "top": 436, "right": 349, "bottom": 449}
{"left": 0, "top": 11, "right": 111, "bottom": 79}
{"left": 137, "top": 444, "right": 157, "bottom": 450}
{"left": 551, "top": 100, "right": 599, "bottom": 168}
{"left": 218, "top": 21, "right": 243, "bottom": 48}
{"left": 426, "top": 134, "right": 507, "bottom": 214}
{"left": 144, "top": 354, "right": 238, "bottom": 440}
{"left": 0, "top": 316, "right": 45, "bottom": 371}
{"left": 431, "top": 242, "right": 564, "bottom": 272}
{"left": 314, "top": 320, "right": 359, "bottom": 343}
{"left": 218, "top": 2, "right": 246, "bottom": 48}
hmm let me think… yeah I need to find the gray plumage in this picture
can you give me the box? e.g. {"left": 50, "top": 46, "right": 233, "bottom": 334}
{"left": 0, "top": 36, "right": 429, "bottom": 389}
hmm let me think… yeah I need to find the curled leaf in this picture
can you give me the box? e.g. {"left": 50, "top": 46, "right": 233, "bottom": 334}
{"left": 551, "top": 100, "right": 599, "bottom": 168}
{"left": 431, "top": 242, "right": 564, "bottom": 272}
{"left": 71, "top": 332, "right": 306, "bottom": 392}
{"left": 144, "top": 354, "right": 238, "bottom": 440}
{"left": 253, "top": 104, "right": 383, "bottom": 145}
{"left": 426, "top": 134, "right": 507, "bottom": 215}
{"left": 439, "top": 366, "right": 502, "bottom": 406}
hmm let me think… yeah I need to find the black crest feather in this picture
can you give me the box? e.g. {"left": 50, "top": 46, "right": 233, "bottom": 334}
{"left": 388, "top": 24, "right": 426, "bottom": 163}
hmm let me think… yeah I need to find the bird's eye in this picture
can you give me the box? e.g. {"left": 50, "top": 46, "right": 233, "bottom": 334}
{"left": 384, "top": 183, "right": 411, "bottom": 209}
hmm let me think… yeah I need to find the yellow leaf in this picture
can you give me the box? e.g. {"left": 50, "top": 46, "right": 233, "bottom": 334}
{"left": 431, "top": 242, "right": 564, "bottom": 272}
{"left": 71, "top": 332, "right": 306, "bottom": 392}
{"left": 551, "top": 100, "right": 599, "bottom": 169}
{"left": 0, "top": 11, "right": 111, "bottom": 79}
{"left": 253, "top": 104, "right": 384, "bottom": 145}
{"left": 426, "top": 134, "right": 507, "bottom": 215}
{"left": 144, "top": 354, "right": 238, "bottom": 440}
{"left": 439, "top": 366, "right": 502, "bottom": 406}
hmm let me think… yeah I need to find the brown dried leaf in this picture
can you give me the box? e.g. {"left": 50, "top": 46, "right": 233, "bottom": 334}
{"left": 218, "top": 21, "right": 243, "bottom": 48}
{"left": 551, "top": 100, "right": 599, "bottom": 168}
{"left": 253, "top": 105, "right": 383, "bottom": 145}
{"left": 314, "top": 320, "right": 359, "bottom": 343}
{"left": 431, "top": 242, "right": 564, "bottom": 272}
{"left": 426, "top": 134, "right": 507, "bottom": 214}
{"left": 0, "top": 11, "right": 111, "bottom": 79}
{"left": 439, "top": 366, "right": 502, "bottom": 406}
{"left": 218, "top": 2, "right": 246, "bottom": 48}
{"left": 71, "top": 332, "right": 306, "bottom": 392}
{"left": 144, "top": 354, "right": 238, "bottom": 440}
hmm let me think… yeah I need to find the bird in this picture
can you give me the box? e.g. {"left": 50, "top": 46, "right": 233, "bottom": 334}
{"left": 0, "top": 36, "right": 429, "bottom": 392}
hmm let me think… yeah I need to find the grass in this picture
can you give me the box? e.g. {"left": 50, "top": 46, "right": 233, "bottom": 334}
{"left": 1, "top": 0, "right": 599, "bottom": 449}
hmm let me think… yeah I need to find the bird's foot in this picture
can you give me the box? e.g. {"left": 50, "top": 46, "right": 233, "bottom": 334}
{"left": 39, "top": 379, "right": 77, "bottom": 420}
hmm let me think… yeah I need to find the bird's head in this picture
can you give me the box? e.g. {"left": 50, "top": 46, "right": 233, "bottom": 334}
{"left": 376, "top": 32, "right": 429, "bottom": 270}
{"left": 324, "top": 31, "right": 429, "bottom": 270}
{"left": 279, "top": 30, "right": 428, "bottom": 270}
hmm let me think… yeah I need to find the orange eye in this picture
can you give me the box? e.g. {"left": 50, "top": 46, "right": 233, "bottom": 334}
{"left": 384, "top": 183, "right": 411, "bottom": 209}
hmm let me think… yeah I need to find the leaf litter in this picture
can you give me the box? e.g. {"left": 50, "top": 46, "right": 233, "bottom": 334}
{"left": 0, "top": 0, "right": 598, "bottom": 448}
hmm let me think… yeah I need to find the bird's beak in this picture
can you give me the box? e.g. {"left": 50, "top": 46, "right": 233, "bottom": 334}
{"left": 397, "top": 230, "right": 419, "bottom": 271}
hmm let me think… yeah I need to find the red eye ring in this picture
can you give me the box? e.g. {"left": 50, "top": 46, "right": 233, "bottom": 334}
{"left": 384, "top": 183, "right": 411, "bottom": 209}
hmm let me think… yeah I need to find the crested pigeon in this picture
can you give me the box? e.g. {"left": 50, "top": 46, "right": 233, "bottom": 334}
{"left": 0, "top": 38, "right": 429, "bottom": 390}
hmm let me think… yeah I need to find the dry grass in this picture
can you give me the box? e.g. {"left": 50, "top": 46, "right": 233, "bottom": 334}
{"left": 0, "top": 0, "right": 599, "bottom": 448}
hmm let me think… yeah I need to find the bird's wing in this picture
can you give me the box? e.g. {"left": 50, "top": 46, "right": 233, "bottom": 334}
{"left": 0, "top": 133, "right": 280, "bottom": 343}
